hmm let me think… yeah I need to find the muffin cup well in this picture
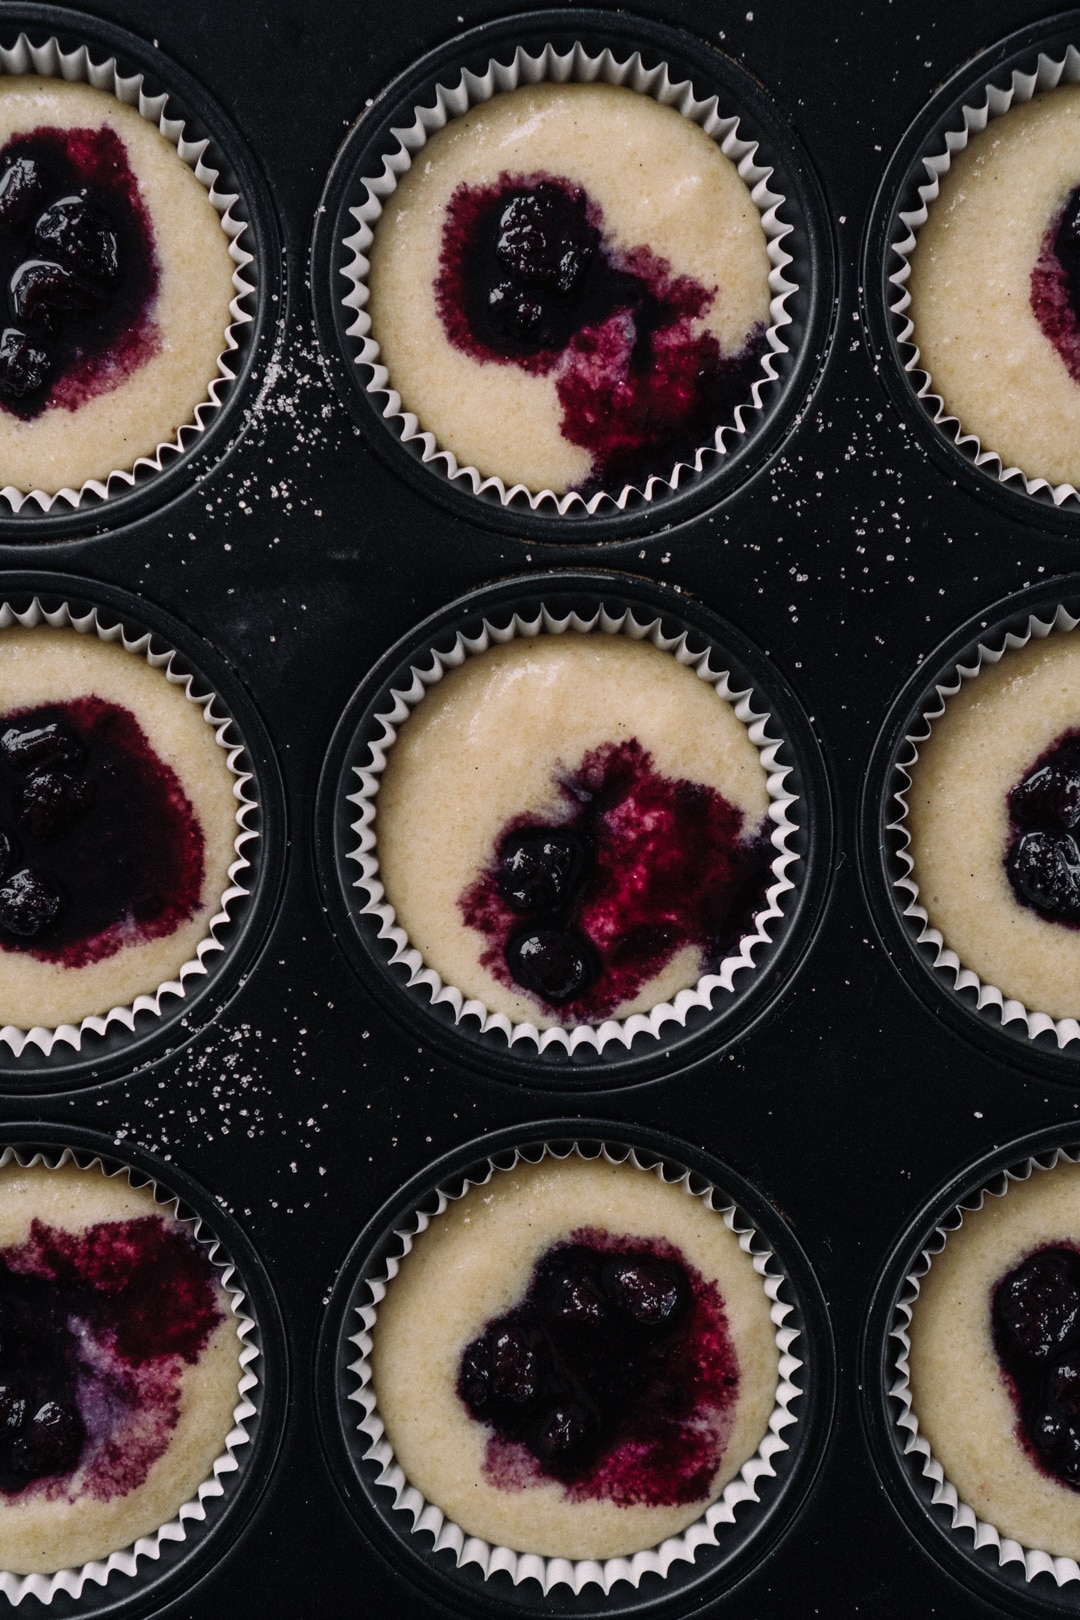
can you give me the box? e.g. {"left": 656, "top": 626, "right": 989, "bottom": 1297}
{"left": 864, "top": 1126, "right": 1080, "bottom": 1614}
{"left": 317, "top": 572, "right": 829, "bottom": 1087}
{"left": 861, "top": 578, "right": 1080, "bottom": 1077}
{"left": 0, "top": 7, "right": 278, "bottom": 534}
{"left": 0, "top": 595, "right": 257, "bottom": 1060}
{"left": 314, "top": 10, "right": 833, "bottom": 540}
{"left": 0, "top": 1137, "right": 265, "bottom": 1609}
{"left": 867, "top": 16, "right": 1080, "bottom": 526}
{"left": 318, "top": 1125, "right": 832, "bottom": 1615}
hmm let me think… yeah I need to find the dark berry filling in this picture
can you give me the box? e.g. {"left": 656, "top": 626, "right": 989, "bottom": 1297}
{"left": 457, "top": 1229, "right": 739, "bottom": 1504}
{"left": 0, "top": 1212, "right": 222, "bottom": 1497}
{"left": 436, "top": 172, "right": 768, "bottom": 494}
{"left": 0, "top": 126, "right": 159, "bottom": 418}
{"left": 1005, "top": 730, "right": 1080, "bottom": 925}
{"left": 459, "top": 737, "right": 772, "bottom": 1020}
{"left": 991, "top": 1245, "right": 1080, "bottom": 1488}
{"left": 0, "top": 696, "right": 205, "bottom": 969}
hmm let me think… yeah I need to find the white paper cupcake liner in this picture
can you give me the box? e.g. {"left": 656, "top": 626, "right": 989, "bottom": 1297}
{"left": 889, "top": 601, "right": 1080, "bottom": 1049}
{"left": 0, "top": 596, "right": 259, "bottom": 1058}
{"left": 345, "top": 601, "right": 800, "bottom": 1055}
{"left": 890, "top": 1143, "right": 1080, "bottom": 1591}
{"left": 888, "top": 45, "right": 1080, "bottom": 508}
{"left": 347, "top": 1139, "right": 803, "bottom": 1597}
{"left": 0, "top": 1143, "right": 259, "bottom": 1605}
{"left": 0, "top": 31, "right": 256, "bottom": 514}
{"left": 340, "top": 41, "right": 796, "bottom": 516}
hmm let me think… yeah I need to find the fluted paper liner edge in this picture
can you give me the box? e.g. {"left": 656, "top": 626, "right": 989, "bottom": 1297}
{"left": 0, "top": 31, "right": 256, "bottom": 515}
{"left": 888, "top": 43, "right": 1080, "bottom": 509}
{"left": 345, "top": 601, "right": 800, "bottom": 1056}
{"left": 0, "top": 1144, "right": 259, "bottom": 1604}
{"left": 339, "top": 40, "right": 797, "bottom": 516}
{"left": 0, "top": 597, "right": 260, "bottom": 1058}
{"left": 889, "top": 602, "right": 1080, "bottom": 1049}
{"left": 347, "top": 1140, "right": 803, "bottom": 1596}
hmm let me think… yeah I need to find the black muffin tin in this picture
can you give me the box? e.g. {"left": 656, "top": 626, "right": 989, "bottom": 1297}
{"left": 3, "top": 0, "right": 1080, "bottom": 1615}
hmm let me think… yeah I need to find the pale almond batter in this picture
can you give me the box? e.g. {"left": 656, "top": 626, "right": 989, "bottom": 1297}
{"left": 368, "top": 82, "right": 771, "bottom": 493}
{"left": 0, "top": 627, "right": 239, "bottom": 1030}
{"left": 371, "top": 1153, "right": 779, "bottom": 1560}
{"left": 0, "top": 1160, "right": 241, "bottom": 1575}
{"left": 0, "top": 78, "right": 236, "bottom": 494}
{"left": 907, "top": 632, "right": 1080, "bottom": 1022}
{"left": 909, "top": 85, "right": 1080, "bottom": 490}
{"left": 375, "top": 632, "right": 772, "bottom": 1027}
{"left": 909, "top": 1158, "right": 1080, "bottom": 1560}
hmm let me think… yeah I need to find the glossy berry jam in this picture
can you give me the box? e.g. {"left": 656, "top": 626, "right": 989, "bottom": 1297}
{"left": 436, "top": 172, "right": 768, "bottom": 494}
{"left": 1005, "top": 730, "right": 1080, "bottom": 925}
{"left": 460, "top": 737, "right": 771, "bottom": 1020}
{"left": 458, "top": 1229, "right": 738, "bottom": 1504}
{"left": 0, "top": 696, "right": 205, "bottom": 968}
{"left": 0, "top": 126, "right": 159, "bottom": 418}
{"left": 993, "top": 1246, "right": 1080, "bottom": 1488}
{"left": 0, "top": 1211, "right": 222, "bottom": 1496}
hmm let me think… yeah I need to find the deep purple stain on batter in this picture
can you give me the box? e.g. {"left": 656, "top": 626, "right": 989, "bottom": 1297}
{"left": 992, "top": 1243, "right": 1080, "bottom": 1489}
{"left": 0, "top": 1214, "right": 222, "bottom": 1499}
{"left": 1004, "top": 728, "right": 1080, "bottom": 927}
{"left": 0, "top": 696, "right": 205, "bottom": 967}
{"left": 436, "top": 172, "right": 768, "bottom": 494}
{"left": 459, "top": 738, "right": 772, "bottom": 1021}
{"left": 0, "top": 125, "right": 159, "bottom": 419}
{"left": 457, "top": 1229, "right": 738, "bottom": 1506}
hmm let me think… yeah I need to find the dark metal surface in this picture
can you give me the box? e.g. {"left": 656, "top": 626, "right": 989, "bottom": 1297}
{"left": 0, "top": 0, "right": 1075, "bottom": 1614}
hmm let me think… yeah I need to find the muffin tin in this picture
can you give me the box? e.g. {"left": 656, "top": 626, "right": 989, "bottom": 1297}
{"left": 0, "top": 0, "right": 1076, "bottom": 1614}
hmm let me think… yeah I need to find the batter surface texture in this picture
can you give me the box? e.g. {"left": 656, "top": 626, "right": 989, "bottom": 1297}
{"left": 370, "top": 1154, "right": 779, "bottom": 1560}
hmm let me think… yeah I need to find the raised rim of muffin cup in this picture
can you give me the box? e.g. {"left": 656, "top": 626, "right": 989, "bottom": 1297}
{"left": 312, "top": 8, "right": 834, "bottom": 541}
{"left": 862, "top": 1123, "right": 1080, "bottom": 1617}
{"left": 863, "top": 13, "right": 1080, "bottom": 532}
{"left": 0, "top": 572, "right": 285, "bottom": 1091}
{"left": 315, "top": 571, "right": 831, "bottom": 1089}
{"left": 0, "top": 1125, "right": 285, "bottom": 1615}
{"left": 860, "top": 576, "right": 1080, "bottom": 1083}
{"left": 316, "top": 1122, "right": 834, "bottom": 1618}
{"left": 0, "top": 5, "right": 282, "bottom": 540}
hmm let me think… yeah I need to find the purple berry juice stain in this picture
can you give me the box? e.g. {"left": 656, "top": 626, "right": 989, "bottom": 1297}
{"left": 0, "top": 696, "right": 206, "bottom": 967}
{"left": 1004, "top": 728, "right": 1080, "bottom": 926}
{"left": 458, "top": 1229, "right": 739, "bottom": 1507}
{"left": 0, "top": 125, "right": 160, "bottom": 418}
{"left": 436, "top": 172, "right": 767, "bottom": 492}
{"left": 992, "top": 1244, "right": 1080, "bottom": 1489}
{"left": 0, "top": 1213, "right": 222, "bottom": 1499}
{"left": 460, "top": 737, "right": 772, "bottom": 1021}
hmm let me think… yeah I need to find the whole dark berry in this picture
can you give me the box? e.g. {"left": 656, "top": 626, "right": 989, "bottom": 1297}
{"left": 35, "top": 197, "right": 119, "bottom": 285}
{"left": 0, "top": 868, "right": 63, "bottom": 939}
{"left": 532, "top": 1402, "right": 597, "bottom": 1472}
{"left": 1007, "top": 829, "right": 1080, "bottom": 923}
{"left": 1, "top": 721, "right": 84, "bottom": 773}
{"left": 1032, "top": 1405, "right": 1080, "bottom": 1484}
{"left": 1011, "top": 760, "right": 1080, "bottom": 831}
{"left": 15, "top": 768, "right": 93, "bottom": 841}
{"left": 0, "top": 327, "right": 50, "bottom": 401}
{"left": 0, "top": 1386, "right": 27, "bottom": 1437}
{"left": 996, "top": 1250, "right": 1080, "bottom": 1361}
{"left": 10, "top": 260, "right": 105, "bottom": 335}
{"left": 604, "top": 1256, "right": 689, "bottom": 1329}
{"left": 460, "top": 1321, "right": 545, "bottom": 1416}
{"left": 543, "top": 1258, "right": 607, "bottom": 1326}
{"left": 496, "top": 187, "right": 593, "bottom": 293}
{"left": 505, "top": 927, "right": 597, "bottom": 1004}
{"left": 0, "top": 158, "right": 45, "bottom": 229}
{"left": 9, "top": 1399, "right": 83, "bottom": 1479}
{"left": 496, "top": 827, "right": 585, "bottom": 914}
